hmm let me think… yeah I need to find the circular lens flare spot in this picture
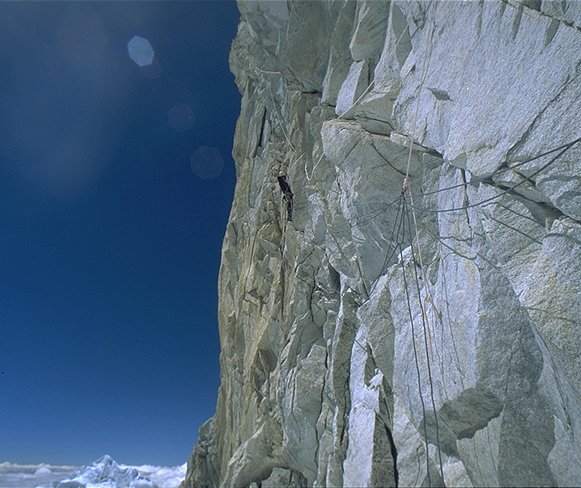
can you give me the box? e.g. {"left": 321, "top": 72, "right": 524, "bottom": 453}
{"left": 127, "top": 35, "right": 154, "bottom": 66}
{"left": 168, "top": 104, "right": 195, "bottom": 132}
{"left": 190, "top": 146, "right": 224, "bottom": 180}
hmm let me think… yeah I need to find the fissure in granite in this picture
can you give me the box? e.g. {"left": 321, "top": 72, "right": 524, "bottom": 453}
{"left": 181, "top": 1, "right": 581, "bottom": 487}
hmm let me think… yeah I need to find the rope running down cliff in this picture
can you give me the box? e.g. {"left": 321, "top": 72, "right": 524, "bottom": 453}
{"left": 339, "top": 136, "right": 581, "bottom": 236}
{"left": 399, "top": 1, "right": 446, "bottom": 484}
{"left": 409, "top": 136, "right": 581, "bottom": 214}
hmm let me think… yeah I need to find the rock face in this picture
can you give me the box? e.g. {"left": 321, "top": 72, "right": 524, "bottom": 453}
{"left": 183, "top": 1, "right": 581, "bottom": 486}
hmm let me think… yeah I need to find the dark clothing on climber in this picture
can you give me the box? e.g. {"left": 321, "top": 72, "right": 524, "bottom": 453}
{"left": 277, "top": 175, "right": 292, "bottom": 194}
{"left": 277, "top": 175, "right": 294, "bottom": 221}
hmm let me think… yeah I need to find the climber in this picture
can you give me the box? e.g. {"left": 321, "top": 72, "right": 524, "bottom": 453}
{"left": 277, "top": 173, "right": 294, "bottom": 221}
{"left": 401, "top": 176, "right": 409, "bottom": 197}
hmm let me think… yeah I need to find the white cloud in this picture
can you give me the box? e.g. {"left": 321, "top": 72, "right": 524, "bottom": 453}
{"left": 0, "top": 461, "right": 77, "bottom": 474}
{"left": 0, "top": 462, "right": 77, "bottom": 488}
{"left": 0, "top": 461, "right": 186, "bottom": 488}
{"left": 122, "top": 463, "right": 187, "bottom": 488}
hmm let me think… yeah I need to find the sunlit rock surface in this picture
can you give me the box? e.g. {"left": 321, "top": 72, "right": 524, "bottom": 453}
{"left": 183, "top": 1, "right": 581, "bottom": 486}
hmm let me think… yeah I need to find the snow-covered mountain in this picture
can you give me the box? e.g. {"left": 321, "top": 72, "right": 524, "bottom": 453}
{"left": 52, "top": 455, "right": 156, "bottom": 488}
{"left": 0, "top": 456, "right": 185, "bottom": 488}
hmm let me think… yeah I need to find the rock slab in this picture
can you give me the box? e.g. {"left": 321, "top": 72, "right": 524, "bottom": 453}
{"left": 183, "top": 1, "right": 581, "bottom": 486}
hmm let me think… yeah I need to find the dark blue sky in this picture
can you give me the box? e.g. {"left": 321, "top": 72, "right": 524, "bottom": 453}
{"left": 0, "top": 1, "right": 240, "bottom": 466}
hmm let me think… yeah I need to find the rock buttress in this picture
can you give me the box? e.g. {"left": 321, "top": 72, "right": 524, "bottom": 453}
{"left": 183, "top": 1, "right": 581, "bottom": 487}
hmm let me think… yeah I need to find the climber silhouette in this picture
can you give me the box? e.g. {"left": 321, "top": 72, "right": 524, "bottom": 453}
{"left": 277, "top": 173, "right": 294, "bottom": 221}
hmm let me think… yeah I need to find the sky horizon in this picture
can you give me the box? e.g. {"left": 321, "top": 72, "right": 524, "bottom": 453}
{"left": 0, "top": 458, "right": 187, "bottom": 488}
{"left": 0, "top": 0, "right": 240, "bottom": 466}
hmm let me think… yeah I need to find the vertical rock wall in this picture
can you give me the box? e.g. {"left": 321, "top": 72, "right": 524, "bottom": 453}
{"left": 183, "top": 1, "right": 581, "bottom": 486}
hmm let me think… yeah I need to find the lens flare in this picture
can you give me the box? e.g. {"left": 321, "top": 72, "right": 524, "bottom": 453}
{"left": 127, "top": 35, "right": 154, "bottom": 66}
{"left": 190, "top": 146, "right": 224, "bottom": 180}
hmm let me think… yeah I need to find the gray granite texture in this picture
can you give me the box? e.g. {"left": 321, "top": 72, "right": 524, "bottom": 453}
{"left": 182, "top": 1, "right": 581, "bottom": 486}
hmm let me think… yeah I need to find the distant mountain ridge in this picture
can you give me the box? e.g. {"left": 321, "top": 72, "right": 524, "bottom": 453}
{"left": 52, "top": 455, "right": 157, "bottom": 488}
{"left": 0, "top": 456, "right": 185, "bottom": 488}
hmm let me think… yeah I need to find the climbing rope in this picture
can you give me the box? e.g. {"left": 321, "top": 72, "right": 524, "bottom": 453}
{"left": 403, "top": 198, "right": 445, "bottom": 481}
{"left": 242, "top": 5, "right": 578, "bottom": 486}
{"left": 397, "top": 205, "right": 433, "bottom": 487}
{"left": 398, "top": 1, "right": 446, "bottom": 483}
{"left": 410, "top": 136, "right": 581, "bottom": 214}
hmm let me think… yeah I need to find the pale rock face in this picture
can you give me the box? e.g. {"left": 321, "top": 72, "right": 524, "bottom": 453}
{"left": 183, "top": 1, "right": 581, "bottom": 487}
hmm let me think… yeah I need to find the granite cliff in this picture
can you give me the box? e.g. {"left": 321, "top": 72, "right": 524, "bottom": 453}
{"left": 182, "top": 1, "right": 581, "bottom": 486}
